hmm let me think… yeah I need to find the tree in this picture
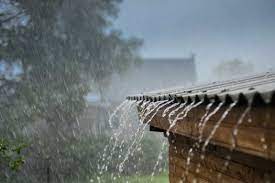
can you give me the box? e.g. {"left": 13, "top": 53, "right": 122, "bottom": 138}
{"left": 0, "top": 0, "right": 141, "bottom": 181}
{"left": 213, "top": 59, "right": 254, "bottom": 80}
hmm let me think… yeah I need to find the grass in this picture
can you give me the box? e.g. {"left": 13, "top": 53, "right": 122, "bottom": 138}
{"left": 67, "top": 173, "right": 169, "bottom": 183}
{"left": 115, "top": 174, "right": 169, "bottom": 183}
{"left": 88, "top": 173, "right": 169, "bottom": 183}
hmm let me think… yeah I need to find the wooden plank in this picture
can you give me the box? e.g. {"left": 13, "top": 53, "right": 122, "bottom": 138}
{"left": 139, "top": 103, "right": 275, "bottom": 160}
{"left": 170, "top": 156, "right": 243, "bottom": 183}
{"left": 169, "top": 135, "right": 275, "bottom": 183}
{"left": 170, "top": 134, "right": 275, "bottom": 172}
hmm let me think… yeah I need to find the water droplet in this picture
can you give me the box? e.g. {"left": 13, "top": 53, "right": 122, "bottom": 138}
{"left": 195, "top": 168, "right": 200, "bottom": 173}
{"left": 233, "top": 129, "right": 238, "bottom": 136}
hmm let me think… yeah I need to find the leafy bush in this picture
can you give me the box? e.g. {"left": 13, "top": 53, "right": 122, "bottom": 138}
{"left": 0, "top": 138, "right": 26, "bottom": 182}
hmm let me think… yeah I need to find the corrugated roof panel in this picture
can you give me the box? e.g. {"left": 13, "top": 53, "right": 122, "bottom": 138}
{"left": 127, "top": 72, "right": 275, "bottom": 105}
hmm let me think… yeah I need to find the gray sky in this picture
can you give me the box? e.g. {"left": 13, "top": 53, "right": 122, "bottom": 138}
{"left": 115, "top": 0, "right": 275, "bottom": 81}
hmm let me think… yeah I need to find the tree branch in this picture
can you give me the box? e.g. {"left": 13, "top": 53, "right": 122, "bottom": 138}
{"left": 0, "top": 11, "right": 25, "bottom": 26}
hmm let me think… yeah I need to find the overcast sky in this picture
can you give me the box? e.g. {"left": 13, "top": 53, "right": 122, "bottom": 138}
{"left": 115, "top": 0, "right": 275, "bottom": 81}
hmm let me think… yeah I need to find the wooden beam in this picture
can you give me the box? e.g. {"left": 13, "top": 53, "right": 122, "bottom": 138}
{"left": 139, "top": 103, "right": 275, "bottom": 161}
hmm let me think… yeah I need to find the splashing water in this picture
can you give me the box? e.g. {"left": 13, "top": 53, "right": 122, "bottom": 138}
{"left": 168, "top": 102, "right": 187, "bottom": 124}
{"left": 231, "top": 106, "right": 251, "bottom": 150}
{"left": 98, "top": 100, "right": 137, "bottom": 178}
{"left": 162, "top": 102, "right": 180, "bottom": 117}
{"left": 214, "top": 105, "right": 252, "bottom": 177}
{"left": 184, "top": 101, "right": 214, "bottom": 176}
{"left": 184, "top": 102, "right": 236, "bottom": 180}
{"left": 184, "top": 101, "right": 224, "bottom": 178}
{"left": 100, "top": 98, "right": 237, "bottom": 182}
{"left": 108, "top": 100, "right": 129, "bottom": 128}
{"left": 139, "top": 101, "right": 152, "bottom": 119}
{"left": 141, "top": 100, "right": 170, "bottom": 122}
{"left": 198, "top": 102, "right": 224, "bottom": 144}
{"left": 169, "top": 100, "right": 203, "bottom": 178}
{"left": 202, "top": 102, "right": 237, "bottom": 152}
{"left": 118, "top": 100, "right": 170, "bottom": 174}
{"left": 150, "top": 140, "right": 167, "bottom": 182}
{"left": 145, "top": 100, "right": 174, "bottom": 124}
{"left": 164, "top": 101, "right": 192, "bottom": 137}
{"left": 166, "top": 100, "right": 204, "bottom": 137}
{"left": 198, "top": 102, "right": 215, "bottom": 130}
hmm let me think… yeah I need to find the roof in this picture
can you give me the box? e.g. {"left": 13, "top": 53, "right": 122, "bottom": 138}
{"left": 143, "top": 57, "right": 194, "bottom": 62}
{"left": 127, "top": 72, "right": 275, "bottom": 105}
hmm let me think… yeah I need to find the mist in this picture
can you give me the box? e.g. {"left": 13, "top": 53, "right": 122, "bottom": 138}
{"left": 1, "top": 0, "right": 275, "bottom": 182}
{"left": 115, "top": 0, "right": 275, "bottom": 81}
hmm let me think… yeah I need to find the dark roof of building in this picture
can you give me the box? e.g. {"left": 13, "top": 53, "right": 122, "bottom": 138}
{"left": 127, "top": 72, "right": 275, "bottom": 105}
{"left": 143, "top": 57, "right": 194, "bottom": 62}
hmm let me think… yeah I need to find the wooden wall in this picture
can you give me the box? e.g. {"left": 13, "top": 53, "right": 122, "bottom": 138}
{"left": 169, "top": 134, "right": 275, "bottom": 183}
{"left": 138, "top": 102, "right": 275, "bottom": 182}
{"left": 143, "top": 104, "right": 275, "bottom": 160}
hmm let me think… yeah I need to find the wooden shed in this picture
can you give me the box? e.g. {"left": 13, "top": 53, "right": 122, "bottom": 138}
{"left": 127, "top": 72, "right": 275, "bottom": 183}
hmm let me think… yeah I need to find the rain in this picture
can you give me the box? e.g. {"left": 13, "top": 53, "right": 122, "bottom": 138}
{"left": 1, "top": 0, "right": 275, "bottom": 183}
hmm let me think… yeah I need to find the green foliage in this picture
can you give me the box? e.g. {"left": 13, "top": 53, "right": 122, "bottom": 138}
{"left": 59, "top": 133, "right": 168, "bottom": 183}
{"left": 61, "top": 135, "right": 110, "bottom": 180}
{"left": 0, "top": 0, "right": 142, "bottom": 129}
{"left": 18, "top": 133, "right": 167, "bottom": 183}
{"left": 123, "top": 134, "right": 168, "bottom": 175}
{"left": 0, "top": 0, "right": 142, "bottom": 180}
{"left": 96, "top": 173, "right": 169, "bottom": 183}
{"left": 0, "top": 138, "right": 26, "bottom": 180}
{"left": 95, "top": 133, "right": 167, "bottom": 178}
